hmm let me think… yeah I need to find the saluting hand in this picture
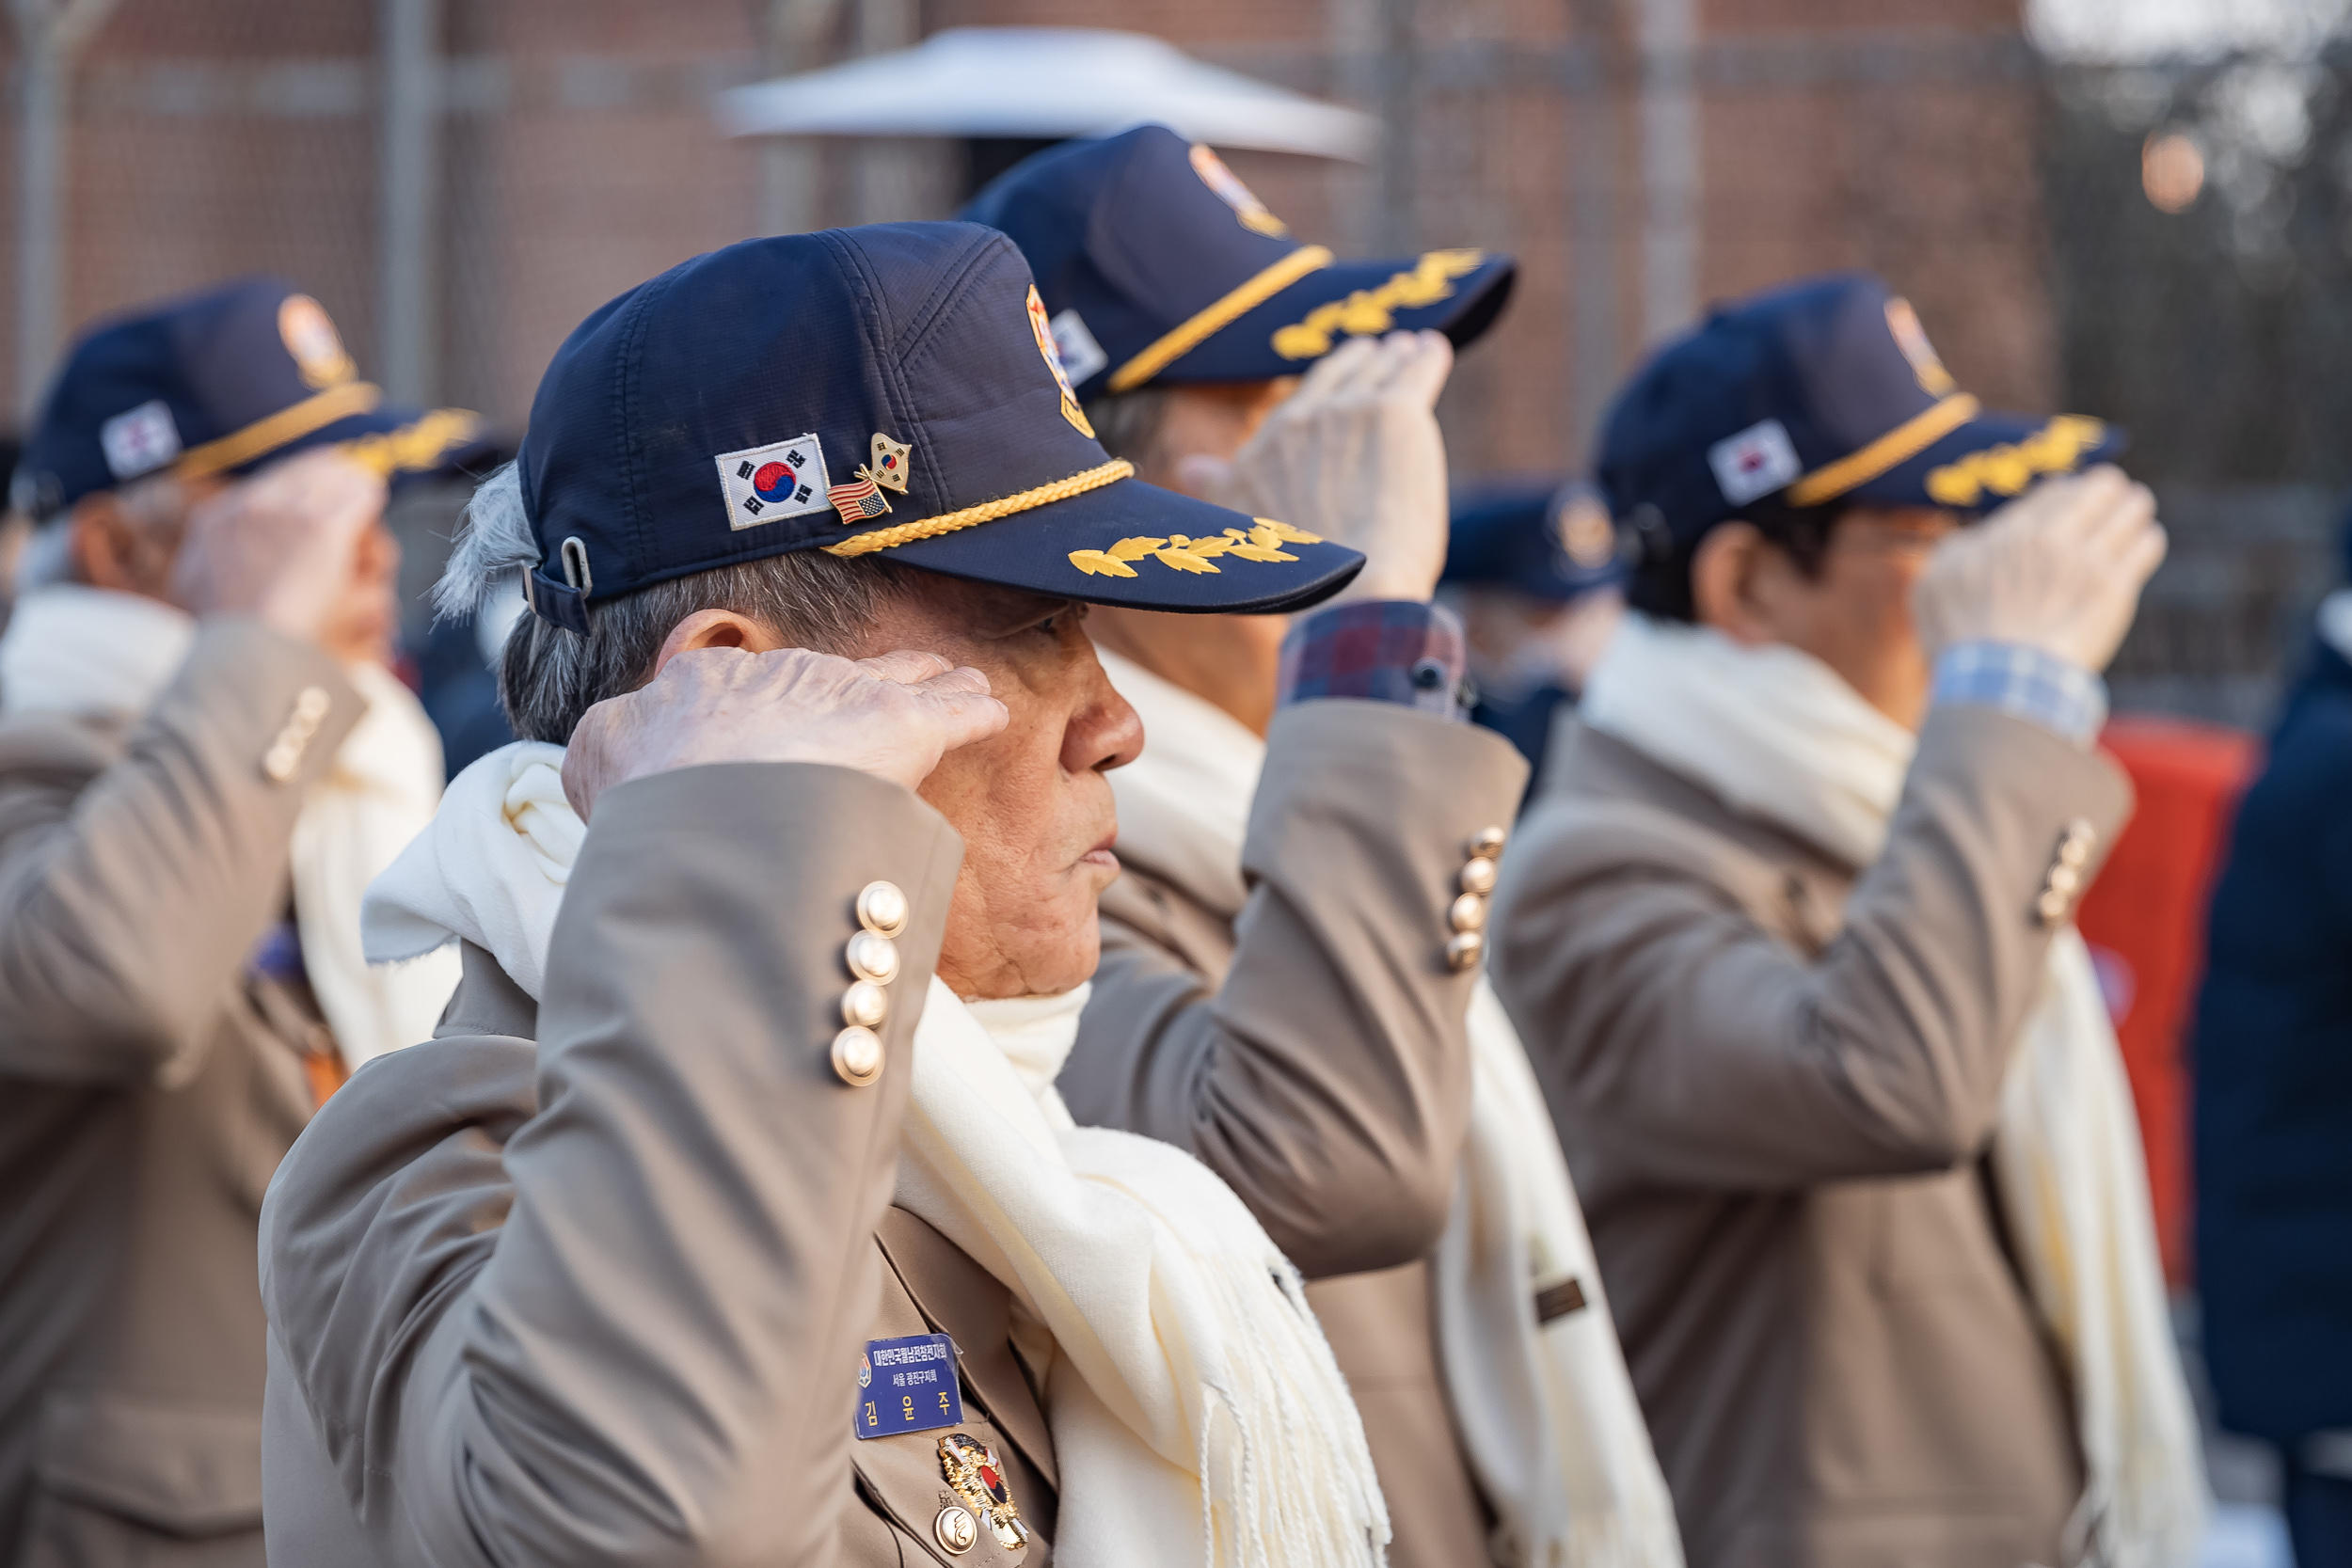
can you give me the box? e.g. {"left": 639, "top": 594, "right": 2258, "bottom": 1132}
{"left": 561, "top": 646, "right": 1009, "bottom": 821}
{"left": 171, "top": 448, "right": 394, "bottom": 661}
{"left": 1912, "top": 465, "right": 2168, "bottom": 673}
{"left": 1186, "top": 329, "right": 1455, "bottom": 604}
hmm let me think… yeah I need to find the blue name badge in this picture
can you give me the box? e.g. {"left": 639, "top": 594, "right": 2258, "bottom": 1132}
{"left": 854, "top": 1333, "right": 964, "bottom": 1439}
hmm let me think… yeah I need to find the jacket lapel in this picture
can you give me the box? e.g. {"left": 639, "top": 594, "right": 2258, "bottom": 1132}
{"left": 876, "top": 1206, "right": 1058, "bottom": 1492}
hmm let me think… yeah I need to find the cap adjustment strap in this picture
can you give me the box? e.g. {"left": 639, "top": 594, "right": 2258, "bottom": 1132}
{"left": 821, "top": 458, "right": 1133, "bottom": 559}
{"left": 1784, "top": 393, "right": 1980, "bottom": 509}
{"left": 560, "top": 536, "right": 593, "bottom": 594}
{"left": 1106, "top": 246, "right": 1334, "bottom": 394}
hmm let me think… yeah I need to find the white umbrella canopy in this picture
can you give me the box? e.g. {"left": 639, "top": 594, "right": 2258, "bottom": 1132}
{"left": 715, "top": 26, "right": 1375, "bottom": 162}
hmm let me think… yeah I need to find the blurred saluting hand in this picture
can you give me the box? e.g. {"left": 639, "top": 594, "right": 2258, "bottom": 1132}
{"left": 1184, "top": 329, "right": 1455, "bottom": 604}
{"left": 170, "top": 449, "right": 398, "bottom": 664}
{"left": 1913, "top": 464, "right": 2168, "bottom": 673}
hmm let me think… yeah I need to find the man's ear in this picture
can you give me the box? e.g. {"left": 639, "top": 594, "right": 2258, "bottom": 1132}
{"left": 68, "top": 495, "right": 142, "bottom": 594}
{"left": 650, "top": 608, "right": 787, "bottom": 676}
{"left": 1688, "top": 520, "right": 1777, "bottom": 646}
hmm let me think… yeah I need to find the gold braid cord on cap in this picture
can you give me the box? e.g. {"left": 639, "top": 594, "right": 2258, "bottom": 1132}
{"left": 821, "top": 458, "right": 1134, "bottom": 557}
{"left": 1106, "top": 246, "right": 1335, "bottom": 393}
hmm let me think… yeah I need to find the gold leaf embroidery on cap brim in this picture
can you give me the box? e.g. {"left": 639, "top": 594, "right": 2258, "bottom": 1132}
{"left": 1925, "top": 416, "right": 2106, "bottom": 507}
{"left": 1068, "top": 518, "right": 1321, "bottom": 578}
{"left": 1272, "top": 250, "right": 1486, "bottom": 360}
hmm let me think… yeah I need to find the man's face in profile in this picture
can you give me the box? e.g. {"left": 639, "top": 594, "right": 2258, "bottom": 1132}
{"left": 856, "top": 574, "right": 1142, "bottom": 1000}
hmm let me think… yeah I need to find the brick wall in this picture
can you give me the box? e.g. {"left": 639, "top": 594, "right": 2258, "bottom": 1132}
{"left": 2, "top": 0, "right": 2057, "bottom": 478}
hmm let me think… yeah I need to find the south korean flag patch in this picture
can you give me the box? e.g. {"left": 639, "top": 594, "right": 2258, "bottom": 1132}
{"left": 1707, "top": 419, "right": 1801, "bottom": 507}
{"left": 715, "top": 434, "right": 832, "bottom": 531}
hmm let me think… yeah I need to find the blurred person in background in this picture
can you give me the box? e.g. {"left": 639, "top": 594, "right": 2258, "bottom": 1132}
{"left": 1438, "top": 478, "right": 1628, "bottom": 784}
{"left": 2194, "top": 510, "right": 2352, "bottom": 1568}
{"left": 1488, "top": 273, "right": 2207, "bottom": 1568}
{"left": 0, "top": 279, "right": 483, "bottom": 1566}
{"left": 968, "top": 126, "right": 1683, "bottom": 1568}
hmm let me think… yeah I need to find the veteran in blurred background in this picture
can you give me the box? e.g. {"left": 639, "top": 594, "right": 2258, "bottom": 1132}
{"left": 0, "top": 279, "right": 481, "bottom": 1566}
{"left": 969, "top": 124, "right": 1682, "bottom": 1568}
{"left": 1489, "top": 272, "right": 2206, "bottom": 1568}
{"left": 1438, "top": 478, "right": 1628, "bottom": 788}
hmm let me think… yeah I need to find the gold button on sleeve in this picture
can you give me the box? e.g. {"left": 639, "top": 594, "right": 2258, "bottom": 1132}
{"left": 832, "top": 1025, "right": 883, "bottom": 1086}
{"left": 846, "top": 930, "right": 901, "bottom": 986}
{"left": 1459, "top": 856, "right": 1499, "bottom": 895}
{"left": 1467, "top": 825, "right": 1507, "bottom": 860}
{"left": 2035, "top": 888, "right": 2071, "bottom": 927}
{"left": 262, "top": 741, "right": 302, "bottom": 783}
{"left": 856, "top": 879, "right": 910, "bottom": 938}
{"left": 2047, "top": 863, "right": 2081, "bottom": 897}
{"left": 1449, "top": 893, "right": 1488, "bottom": 932}
{"left": 841, "top": 979, "right": 888, "bottom": 1029}
{"left": 1445, "top": 930, "right": 1485, "bottom": 972}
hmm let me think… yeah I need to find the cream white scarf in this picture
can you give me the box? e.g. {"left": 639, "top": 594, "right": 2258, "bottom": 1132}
{"left": 1100, "top": 648, "right": 1683, "bottom": 1568}
{"left": 0, "top": 585, "right": 457, "bottom": 1069}
{"left": 1581, "top": 614, "right": 2209, "bottom": 1568}
{"left": 362, "top": 739, "right": 1389, "bottom": 1568}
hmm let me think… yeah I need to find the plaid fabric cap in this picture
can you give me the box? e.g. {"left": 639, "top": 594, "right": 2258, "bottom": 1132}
{"left": 1277, "top": 599, "right": 1470, "bottom": 721}
{"left": 1931, "top": 641, "right": 2108, "bottom": 748}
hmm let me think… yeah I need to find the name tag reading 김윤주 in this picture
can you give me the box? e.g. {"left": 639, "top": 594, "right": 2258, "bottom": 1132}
{"left": 855, "top": 1333, "right": 964, "bottom": 1439}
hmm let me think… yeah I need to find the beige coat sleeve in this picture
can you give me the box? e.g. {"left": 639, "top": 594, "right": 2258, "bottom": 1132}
{"left": 0, "top": 619, "right": 359, "bottom": 1086}
{"left": 1060, "top": 700, "right": 1527, "bottom": 1279}
{"left": 258, "top": 761, "right": 964, "bottom": 1568}
{"left": 1489, "top": 705, "right": 2134, "bottom": 1193}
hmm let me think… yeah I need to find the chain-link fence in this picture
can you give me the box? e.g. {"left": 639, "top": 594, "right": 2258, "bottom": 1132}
{"left": 2044, "top": 45, "right": 2352, "bottom": 723}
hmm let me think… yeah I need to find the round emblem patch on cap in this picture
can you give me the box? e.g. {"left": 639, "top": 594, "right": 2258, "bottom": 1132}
{"left": 1026, "top": 285, "right": 1095, "bottom": 438}
{"left": 278, "top": 294, "right": 356, "bottom": 390}
{"left": 1188, "top": 143, "right": 1289, "bottom": 239}
{"left": 1883, "top": 297, "right": 1956, "bottom": 398}
{"left": 1550, "top": 490, "right": 1618, "bottom": 570}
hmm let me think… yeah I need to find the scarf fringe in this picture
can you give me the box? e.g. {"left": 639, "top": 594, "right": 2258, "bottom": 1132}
{"left": 1196, "top": 1256, "right": 1388, "bottom": 1568}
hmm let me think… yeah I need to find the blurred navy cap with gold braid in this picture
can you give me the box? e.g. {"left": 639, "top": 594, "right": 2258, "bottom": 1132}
{"left": 11, "top": 276, "right": 491, "bottom": 520}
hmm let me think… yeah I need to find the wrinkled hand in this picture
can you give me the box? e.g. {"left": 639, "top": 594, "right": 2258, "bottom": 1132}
{"left": 170, "top": 449, "right": 389, "bottom": 652}
{"left": 1912, "top": 465, "right": 2167, "bottom": 673}
{"left": 562, "top": 646, "right": 1009, "bottom": 820}
{"left": 1183, "top": 331, "right": 1454, "bottom": 603}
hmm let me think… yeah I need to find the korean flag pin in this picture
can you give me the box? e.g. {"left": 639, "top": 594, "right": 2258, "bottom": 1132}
{"left": 869, "top": 432, "right": 912, "bottom": 495}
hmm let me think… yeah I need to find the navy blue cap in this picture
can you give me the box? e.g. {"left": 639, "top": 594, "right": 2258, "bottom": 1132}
{"left": 958, "top": 125, "right": 1516, "bottom": 401}
{"left": 516, "top": 223, "right": 1364, "bottom": 633}
{"left": 1443, "top": 478, "right": 1626, "bottom": 602}
{"left": 1596, "top": 271, "right": 2124, "bottom": 562}
{"left": 12, "top": 276, "right": 489, "bottom": 519}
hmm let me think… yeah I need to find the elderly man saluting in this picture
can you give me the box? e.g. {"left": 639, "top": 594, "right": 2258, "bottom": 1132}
{"left": 966, "top": 126, "right": 1680, "bottom": 1568}
{"left": 258, "top": 223, "right": 1515, "bottom": 1565}
{"left": 1489, "top": 273, "right": 2208, "bottom": 1567}
{"left": 0, "top": 280, "right": 479, "bottom": 1567}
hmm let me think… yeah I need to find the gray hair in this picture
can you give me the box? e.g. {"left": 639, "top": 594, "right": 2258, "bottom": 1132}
{"left": 436, "top": 462, "right": 908, "bottom": 744}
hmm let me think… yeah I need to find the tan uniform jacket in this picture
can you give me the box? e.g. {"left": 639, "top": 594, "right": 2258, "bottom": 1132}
{"left": 1057, "top": 699, "right": 1527, "bottom": 1568}
{"left": 0, "top": 621, "right": 361, "bottom": 1567}
{"left": 1486, "top": 708, "right": 2133, "bottom": 1568}
{"left": 260, "top": 733, "right": 1518, "bottom": 1566}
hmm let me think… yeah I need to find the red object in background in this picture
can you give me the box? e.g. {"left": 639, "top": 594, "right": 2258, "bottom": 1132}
{"left": 2076, "top": 716, "right": 2263, "bottom": 1287}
